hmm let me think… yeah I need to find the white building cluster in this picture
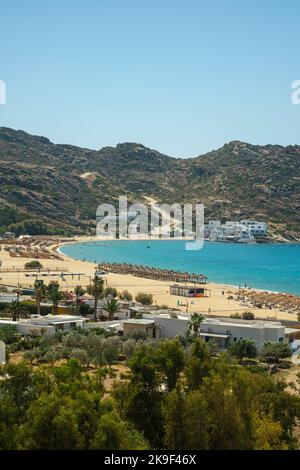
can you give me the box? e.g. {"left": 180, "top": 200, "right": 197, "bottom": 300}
{"left": 204, "top": 220, "right": 267, "bottom": 243}
{"left": 0, "top": 308, "right": 297, "bottom": 351}
{"left": 86, "top": 313, "right": 297, "bottom": 349}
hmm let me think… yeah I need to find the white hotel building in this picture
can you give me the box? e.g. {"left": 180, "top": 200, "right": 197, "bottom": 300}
{"left": 240, "top": 220, "right": 268, "bottom": 236}
{"left": 204, "top": 219, "right": 268, "bottom": 240}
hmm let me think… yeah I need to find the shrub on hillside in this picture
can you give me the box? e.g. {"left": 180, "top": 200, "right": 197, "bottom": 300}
{"left": 19, "top": 301, "right": 52, "bottom": 316}
{"left": 104, "top": 287, "right": 118, "bottom": 298}
{"left": 259, "top": 341, "right": 292, "bottom": 363}
{"left": 119, "top": 290, "right": 133, "bottom": 301}
{"left": 242, "top": 311, "right": 255, "bottom": 320}
{"left": 24, "top": 261, "right": 43, "bottom": 269}
{"left": 135, "top": 292, "right": 153, "bottom": 305}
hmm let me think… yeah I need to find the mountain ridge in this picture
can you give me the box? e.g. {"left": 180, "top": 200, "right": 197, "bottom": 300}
{"left": 0, "top": 127, "right": 299, "bottom": 241}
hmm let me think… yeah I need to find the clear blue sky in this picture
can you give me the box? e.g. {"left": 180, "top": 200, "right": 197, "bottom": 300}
{"left": 1, "top": 0, "right": 300, "bottom": 157}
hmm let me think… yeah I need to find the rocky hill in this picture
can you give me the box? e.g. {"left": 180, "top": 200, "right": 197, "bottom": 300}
{"left": 0, "top": 127, "right": 299, "bottom": 240}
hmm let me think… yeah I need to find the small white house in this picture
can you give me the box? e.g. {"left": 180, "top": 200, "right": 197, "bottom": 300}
{"left": 2, "top": 232, "right": 16, "bottom": 239}
{"left": 18, "top": 234, "right": 32, "bottom": 241}
{"left": 208, "top": 221, "right": 221, "bottom": 228}
{"left": 240, "top": 220, "right": 267, "bottom": 236}
{"left": 0, "top": 315, "right": 86, "bottom": 337}
{"left": 152, "top": 315, "right": 294, "bottom": 349}
{"left": 0, "top": 293, "right": 19, "bottom": 303}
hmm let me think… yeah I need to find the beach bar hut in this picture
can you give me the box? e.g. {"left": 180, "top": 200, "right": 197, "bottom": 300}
{"left": 170, "top": 284, "right": 211, "bottom": 298}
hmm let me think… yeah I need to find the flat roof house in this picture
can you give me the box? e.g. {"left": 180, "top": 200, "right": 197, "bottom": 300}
{"left": 240, "top": 220, "right": 267, "bottom": 236}
{"left": 123, "top": 318, "right": 155, "bottom": 337}
{"left": 199, "top": 317, "right": 286, "bottom": 348}
{"left": 153, "top": 315, "right": 295, "bottom": 349}
{"left": 0, "top": 314, "right": 86, "bottom": 336}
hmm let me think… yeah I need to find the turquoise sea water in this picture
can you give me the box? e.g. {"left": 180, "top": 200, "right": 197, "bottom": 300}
{"left": 60, "top": 240, "right": 300, "bottom": 295}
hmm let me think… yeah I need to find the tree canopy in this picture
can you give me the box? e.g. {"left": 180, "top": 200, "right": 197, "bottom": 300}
{"left": 0, "top": 326, "right": 299, "bottom": 450}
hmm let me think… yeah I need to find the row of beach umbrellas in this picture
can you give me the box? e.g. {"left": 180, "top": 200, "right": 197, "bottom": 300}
{"left": 234, "top": 289, "right": 300, "bottom": 313}
{"left": 97, "top": 262, "right": 207, "bottom": 283}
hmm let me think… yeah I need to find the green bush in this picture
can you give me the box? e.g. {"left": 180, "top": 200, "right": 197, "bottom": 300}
{"left": 128, "top": 330, "right": 149, "bottom": 341}
{"left": 260, "top": 341, "right": 292, "bottom": 363}
{"left": 0, "top": 302, "right": 12, "bottom": 311}
{"left": 245, "top": 364, "right": 269, "bottom": 374}
{"left": 119, "top": 290, "right": 133, "bottom": 301}
{"left": 25, "top": 261, "right": 43, "bottom": 269}
{"left": 135, "top": 292, "right": 153, "bottom": 305}
{"left": 0, "top": 325, "right": 19, "bottom": 344}
{"left": 105, "top": 287, "right": 118, "bottom": 298}
{"left": 19, "top": 301, "right": 52, "bottom": 316}
{"left": 242, "top": 311, "right": 255, "bottom": 320}
{"left": 79, "top": 303, "right": 93, "bottom": 317}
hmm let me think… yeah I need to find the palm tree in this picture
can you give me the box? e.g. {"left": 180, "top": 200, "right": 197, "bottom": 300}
{"left": 86, "top": 275, "right": 104, "bottom": 321}
{"left": 9, "top": 300, "right": 29, "bottom": 322}
{"left": 188, "top": 313, "right": 205, "bottom": 335}
{"left": 74, "top": 285, "right": 86, "bottom": 312}
{"left": 102, "top": 298, "right": 121, "bottom": 321}
{"left": 46, "top": 281, "right": 66, "bottom": 315}
{"left": 34, "top": 280, "right": 46, "bottom": 315}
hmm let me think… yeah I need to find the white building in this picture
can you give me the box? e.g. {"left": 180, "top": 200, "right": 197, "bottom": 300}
{"left": 18, "top": 234, "right": 32, "bottom": 241}
{"left": 240, "top": 220, "right": 268, "bottom": 236}
{"left": 153, "top": 315, "right": 295, "bottom": 348}
{"left": 200, "top": 317, "right": 286, "bottom": 348}
{"left": 208, "top": 221, "right": 221, "bottom": 228}
{"left": 123, "top": 318, "right": 155, "bottom": 337}
{"left": 0, "top": 314, "right": 86, "bottom": 336}
{"left": 205, "top": 219, "right": 267, "bottom": 241}
{"left": 1, "top": 232, "right": 16, "bottom": 239}
{"left": 0, "top": 293, "right": 19, "bottom": 303}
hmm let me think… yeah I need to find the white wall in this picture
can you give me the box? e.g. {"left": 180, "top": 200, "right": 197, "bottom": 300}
{"left": 153, "top": 316, "right": 285, "bottom": 347}
{"left": 201, "top": 319, "right": 285, "bottom": 347}
{"left": 17, "top": 324, "right": 56, "bottom": 336}
{"left": 154, "top": 316, "right": 188, "bottom": 338}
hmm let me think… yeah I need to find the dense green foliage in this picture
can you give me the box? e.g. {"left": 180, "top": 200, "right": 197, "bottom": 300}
{"left": 0, "top": 361, "right": 148, "bottom": 450}
{"left": 0, "top": 326, "right": 19, "bottom": 345}
{"left": 25, "top": 260, "right": 43, "bottom": 269}
{"left": 259, "top": 341, "right": 292, "bottom": 363}
{"left": 102, "top": 298, "right": 121, "bottom": 321}
{"left": 113, "top": 339, "right": 300, "bottom": 450}
{"left": 104, "top": 287, "right": 118, "bottom": 298}
{"left": 229, "top": 339, "right": 258, "bottom": 362}
{"left": 87, "top": 276, "right": 105, "bottom": 321}
{"left": 119, "top": 290, "right": 133, "bottom": 301}
{"left": 0, "top": 322, "right": 299, "bottom": 450}
{"left": 135, "top": 292, "right": 153, "bottom": 305}
{"left": 46, "top": 281, "right": 66, "bottom": 315}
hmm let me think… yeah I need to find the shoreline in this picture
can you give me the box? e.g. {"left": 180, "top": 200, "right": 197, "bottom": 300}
{"left": 55, "top": 239, "right": 299, "bottom": 321}
{"left": 0, "top": 236, "right": 298, "bottom": 322}
{"left": 57, "top": 238, "right": 291, "bottom": 296}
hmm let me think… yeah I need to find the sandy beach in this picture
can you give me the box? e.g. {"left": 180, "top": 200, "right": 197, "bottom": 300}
{"left": 0, "top": 236, "right": 298, "bottom": 323}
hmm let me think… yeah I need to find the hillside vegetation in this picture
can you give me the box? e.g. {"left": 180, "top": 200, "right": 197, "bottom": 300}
{"left": 0, "top": 127, "right": 299, "bottom": 240}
